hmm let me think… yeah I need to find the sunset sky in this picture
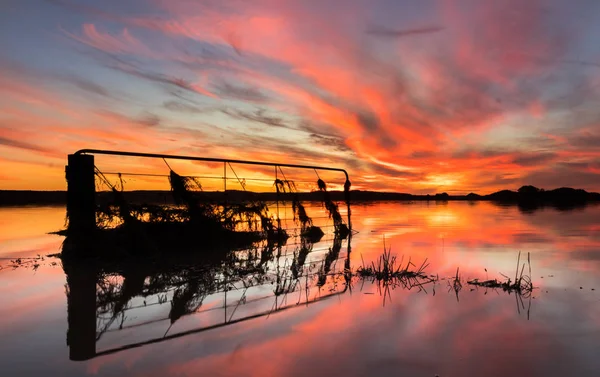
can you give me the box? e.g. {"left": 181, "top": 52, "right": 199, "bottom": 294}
{"left": 1, "top": 0, "right": 600, "bottom": 193}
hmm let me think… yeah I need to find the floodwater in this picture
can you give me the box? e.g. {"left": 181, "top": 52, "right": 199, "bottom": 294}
{"left": 1, "top": 201, "right": 599, "bottom": 377}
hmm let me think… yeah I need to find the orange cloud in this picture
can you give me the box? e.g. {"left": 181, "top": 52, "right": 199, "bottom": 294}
{"left": 2, "top": 0, "right": 600, "bottom": 192}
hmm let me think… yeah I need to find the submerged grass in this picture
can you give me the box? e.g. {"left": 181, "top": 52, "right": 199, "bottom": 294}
{"left": 356, "top": 240, "right": 434, "bottom": 297}
{"left": 357, "top": 250, "right": 430, "bottom": 281}
{"left": 353, "top": 240, "right": 535, "bottom": 306}
{"left": 467, "top": 251, "right": 533, "bottom": 296}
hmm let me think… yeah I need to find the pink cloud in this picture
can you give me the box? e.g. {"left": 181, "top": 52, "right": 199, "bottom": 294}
{"left": 65, "top": 23, "right": 156, "bottom": 57}
{"left": 3, "top": 0, "right": 600, "bottom": 191}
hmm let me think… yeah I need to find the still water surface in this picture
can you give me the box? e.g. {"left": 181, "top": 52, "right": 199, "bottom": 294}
{"left": 1, "top": 202, "right": 599, "bottom": 377}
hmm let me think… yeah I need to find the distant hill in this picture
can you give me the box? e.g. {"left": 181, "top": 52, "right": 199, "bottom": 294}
{"left": 0, "top": 190, "right": 66, "bottom": 206}
{"left": 1, "top": 186, "right": 599, "bottom": 209}
{"left": 485, "top": 186, "right": 600, "bottom": 211}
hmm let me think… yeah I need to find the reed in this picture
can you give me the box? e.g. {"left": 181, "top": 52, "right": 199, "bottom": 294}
{"left": 356, "top": 247, "right": 430, "bottom": 282}
{"left": 467, "top": 252, "right": 533, "bottom": 295}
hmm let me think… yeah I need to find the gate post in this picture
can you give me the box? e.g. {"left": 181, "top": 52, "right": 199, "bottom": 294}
{"left": 66, "top": 154, "right": 96, "bottom": 233}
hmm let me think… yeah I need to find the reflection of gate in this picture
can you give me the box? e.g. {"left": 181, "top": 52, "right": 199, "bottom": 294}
{"left": 63, "top": 149, "right": 354, "bottom": 361}
{"left": 65, "top": 231, "right": 352, "bottom": 361}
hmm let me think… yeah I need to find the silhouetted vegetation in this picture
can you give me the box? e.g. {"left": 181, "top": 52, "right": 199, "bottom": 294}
{"left": 59, "top": 167, "right": 297, "bottom": 260}
{"left": 275, "top": 177, "right": 325, "bottom": 241}
{"left": 467, "top": 252, "right": 533, "bottom": 296}
{"left": 316, "top": 178, "right": 350, "bottom": 237}
{"left": 356, "top": 242, "right": 434, "bottom": 300}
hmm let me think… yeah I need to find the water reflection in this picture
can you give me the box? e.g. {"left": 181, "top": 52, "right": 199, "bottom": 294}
{"left": 491, "top": 200, "right": 600, "bottom": 214}
{"left": 62, "top": 225, "right": 536, "bottom": 362}
{"left": 62, "top": 231, "right": 353, "bottom": 361}
{"left": 1, "top": 202, "right": 600, "bottom": 376}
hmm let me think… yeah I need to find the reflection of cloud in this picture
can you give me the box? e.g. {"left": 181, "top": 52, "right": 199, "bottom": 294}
{"left": 570, "top": 249, "right": 600, "bottom": 262}
{"left": 513, "top": 232, "right": 552, "bottom": 244}
{"left": 46, "top": 201, "right": 600, "bottom": 376}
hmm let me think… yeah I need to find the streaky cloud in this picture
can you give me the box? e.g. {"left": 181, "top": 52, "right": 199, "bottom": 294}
{"left": 0, "top": 136, "right": 54, "bottom": 155}
{"left": 366, "top": 25, "right": 445, "bottom": 38}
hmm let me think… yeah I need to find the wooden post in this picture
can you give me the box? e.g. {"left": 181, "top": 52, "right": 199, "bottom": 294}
{"left": 66, "top": 154, "right": 96, "bottom": 233}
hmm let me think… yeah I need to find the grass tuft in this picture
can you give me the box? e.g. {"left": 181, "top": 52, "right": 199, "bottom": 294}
{"left": 356, "top": 240, "right": 433, "bottom": 291}
{"left": 467, "top": 251, "right": 533, "bottom": 295}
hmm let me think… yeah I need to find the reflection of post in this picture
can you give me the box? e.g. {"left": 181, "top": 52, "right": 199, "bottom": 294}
{"left": 345, "top": 234, "right": 352, "bottom": 277}
{"left": 344, "top": 176, "right": 352, "bottom": 233}
{"left": 65, "top": 265, "right": 97, "bottom": 361}
{"left": 66, "top": 154, "right": 96, "bottom": 234}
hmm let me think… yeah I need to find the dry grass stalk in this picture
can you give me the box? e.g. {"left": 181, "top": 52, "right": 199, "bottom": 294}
{"left": 316, "top": 179, "right": 349, "bottom": 237}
